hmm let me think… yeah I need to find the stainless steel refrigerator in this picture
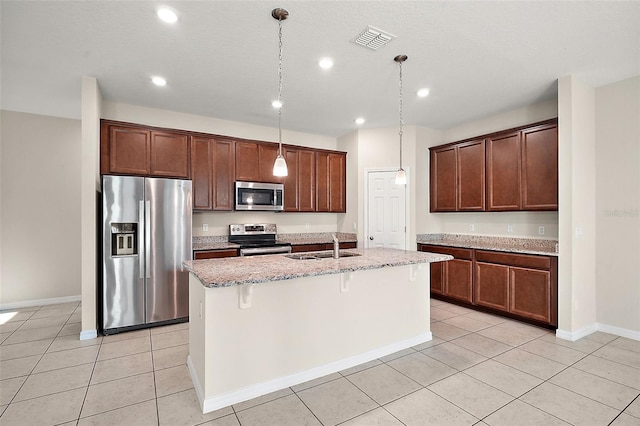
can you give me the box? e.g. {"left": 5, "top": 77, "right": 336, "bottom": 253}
{"left": 102, "top": 175, "right": 192, "bottom": 334}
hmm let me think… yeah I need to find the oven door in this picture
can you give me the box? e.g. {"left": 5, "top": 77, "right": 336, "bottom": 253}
{"left": 240, "top": 245, "right": 292, "bottom": 256}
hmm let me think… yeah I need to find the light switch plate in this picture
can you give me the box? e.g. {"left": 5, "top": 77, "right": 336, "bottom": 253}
{"left": 203, "top": 224, "right": 208, "bottom": 232}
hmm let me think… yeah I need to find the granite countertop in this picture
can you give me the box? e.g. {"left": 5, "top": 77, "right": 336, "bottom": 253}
{"left": 416, "top": 233, "right": 559, "bottom": 256}
{"left": 184, "top": 247, "right": 452, "bottom": 288}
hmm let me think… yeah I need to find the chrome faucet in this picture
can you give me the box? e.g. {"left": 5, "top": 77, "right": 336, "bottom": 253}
{"left": 332, "top": 233, "right": 339, "bottom": 259}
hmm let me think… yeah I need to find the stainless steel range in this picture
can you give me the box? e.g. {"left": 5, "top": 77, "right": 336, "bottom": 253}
{"left": 229, "top": 223, "right": 292, "bottom": 256}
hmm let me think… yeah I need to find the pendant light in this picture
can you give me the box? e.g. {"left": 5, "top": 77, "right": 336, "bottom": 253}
{"left": 394, "top": 54, "right": 407, "bottom": 185}
{"left": 272, "top": 8, "right": 289, "bottom": 177}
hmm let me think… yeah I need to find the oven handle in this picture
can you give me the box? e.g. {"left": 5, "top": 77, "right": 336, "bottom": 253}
{"left": 240, "top": 246, "right": 292, "bottom": 256}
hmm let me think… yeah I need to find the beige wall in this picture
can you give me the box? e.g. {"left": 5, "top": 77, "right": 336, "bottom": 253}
{"left": 557, "top": 75, "right": 598, "bottom": 337}
{"left": 595, "top": 76, "right": 640, "bottom": 333}
{"left": 0, "top": 110, "right": 82, "bottom": 306}
{"left": 80, "top": 76, "right": 101, "bottom": 338}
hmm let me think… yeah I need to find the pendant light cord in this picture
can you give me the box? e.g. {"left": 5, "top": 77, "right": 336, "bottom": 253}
{"left": 398, "top": 60, "right": 404, "bottom": 170}
{"left": 277, "top": 17, "right": 283, "bottom": 157}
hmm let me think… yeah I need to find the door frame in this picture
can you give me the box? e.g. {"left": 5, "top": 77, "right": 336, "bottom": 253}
{"left": 363, "top": 167, "right": 411, "bottom": 249}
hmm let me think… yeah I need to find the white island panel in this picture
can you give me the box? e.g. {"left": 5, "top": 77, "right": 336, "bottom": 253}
{"left": 188, "top": 262, "right": 432, "bottom": 413}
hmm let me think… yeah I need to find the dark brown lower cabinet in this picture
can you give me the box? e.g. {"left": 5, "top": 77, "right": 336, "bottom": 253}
{"left": 419, "top": 245, "right": 473, "bottom": 304}
{"left": 193, "top": 249, "right": 238, "bottom": 260}
{"left": 419, "top": 244, "right": 557, "bottom": 327}
{"left": 291, "top": 241, "right": 357, "bottom": 253}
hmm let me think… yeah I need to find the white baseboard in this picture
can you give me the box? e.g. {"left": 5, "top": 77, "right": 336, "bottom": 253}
{"left": 556, "top": 322, "right": 639, "bottom": 342}
{"left": 189, "top": 332, "right": 432, "bottom": 414}
{"left": 0, "top": 295, "right": 81, "bottom": 311}
{"left": 80, "top": 329, "right": 98, "bottom": 340}
{"left": 597, "top": 323, "right": 640, "bottom": 341}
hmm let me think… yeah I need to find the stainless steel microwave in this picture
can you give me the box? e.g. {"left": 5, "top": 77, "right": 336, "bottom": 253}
{"left": 235, "top": 181, "right": 284, "bottom": 211}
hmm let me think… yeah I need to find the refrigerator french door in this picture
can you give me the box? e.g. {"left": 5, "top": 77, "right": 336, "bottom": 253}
{"left": 102, "top": 175, "right": 192, "bottom": 333}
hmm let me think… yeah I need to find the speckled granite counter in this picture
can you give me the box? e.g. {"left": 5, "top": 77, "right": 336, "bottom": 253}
{"left": 417, "top": 233, "right": 558, "bottom": 256}
{"left": 184, "top": 248, "right": 452, "bottom": 288}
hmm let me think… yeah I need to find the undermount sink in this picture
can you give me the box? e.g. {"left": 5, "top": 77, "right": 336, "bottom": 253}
{"left": 285, "top": 251, "right": 361, "bottom": 260}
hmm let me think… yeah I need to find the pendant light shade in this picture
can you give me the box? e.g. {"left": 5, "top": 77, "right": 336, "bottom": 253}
{"left": 395, "top": 168, "right": 407, "bottom": 185}
{"left": 273, "top": 153, "right": 288, "bottom": 176}
{"left": 394, "top": 54, "right": 408, "bottom": 185}
{"left": 272, "top": 8, "right": 289, "bottom": 177}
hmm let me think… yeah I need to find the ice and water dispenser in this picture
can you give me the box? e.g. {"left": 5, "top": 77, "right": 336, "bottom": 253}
{"left": 110, "top": 223, "right": 138, "bottom": 256}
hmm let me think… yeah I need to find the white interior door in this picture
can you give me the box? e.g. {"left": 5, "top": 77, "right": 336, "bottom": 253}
{"left": 366, "top": 170, "right": 406, "bottom": 249}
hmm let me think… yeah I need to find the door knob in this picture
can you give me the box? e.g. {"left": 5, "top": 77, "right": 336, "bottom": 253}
{"left": 369, "top": 236, "right": 374, "bottom": 240}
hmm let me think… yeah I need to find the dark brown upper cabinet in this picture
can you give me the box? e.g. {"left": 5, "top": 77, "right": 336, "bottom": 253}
{"left": 430, "top": 118, "right": 558, "bottom": 212}
{"left": 191, "top": 136, "right": 235, "bottom": 211}
{"left": 282, "top": 147, "right": 316, "bottom": 212}
{"left": 430, "top": 139, "right": 485, "bottom": 212}
{"left": 521, "top": 123, "right": 558, "bottom": 210}
{"left": 235, "top": 141, "right": 281, "bottom": 184}
{"left": 316, "top": 152, "right": 346, "bottom": 213}
{"left": 100, "top": 121, "right": 190, "bottom": 179}
{"left": 486, "top": 131, "right": 522, "bottom": 211}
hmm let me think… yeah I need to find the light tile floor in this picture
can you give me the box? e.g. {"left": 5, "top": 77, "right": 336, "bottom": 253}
{"left": 1, "top": 299, "right": 639, "bottom": 425}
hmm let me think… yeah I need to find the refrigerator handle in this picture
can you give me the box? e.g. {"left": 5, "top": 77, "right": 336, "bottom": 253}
{"left": 138, "top": 200, "right": 145, "bottom": 279}
{"left": 145, "top": 200, "right": 151, "bottom": 279}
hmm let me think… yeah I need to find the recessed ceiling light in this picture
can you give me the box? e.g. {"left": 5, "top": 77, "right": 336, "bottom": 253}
{"left": 151, "top": 76, "right": 167, "bottom": 87}
{"left": 157, "top": 7, "right": 178, "bottom": 23}
{"left": 319, "top": 58, "right": 334, "bottom": 69}
{"left": 355, "top": 117, "right": 365, "bottom": 125}
{"left": 272, "top": 100, "right": 283, "bottom": 109}
{"left": 417, "top": 88, "right": 430, "bottom": 98}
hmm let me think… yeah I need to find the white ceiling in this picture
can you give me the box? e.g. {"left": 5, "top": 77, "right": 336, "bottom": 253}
{"left": 2, "top": 1, "right": 639, "bottom": 138}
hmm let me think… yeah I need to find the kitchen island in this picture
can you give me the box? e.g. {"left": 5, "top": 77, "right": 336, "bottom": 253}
{"left": 184, "top": 248, "right": 452, "bottom": 413}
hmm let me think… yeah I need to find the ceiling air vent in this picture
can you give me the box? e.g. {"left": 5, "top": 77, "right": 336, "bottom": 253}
{"left": 353, "top": 26, "right": 395, "bottom": 50}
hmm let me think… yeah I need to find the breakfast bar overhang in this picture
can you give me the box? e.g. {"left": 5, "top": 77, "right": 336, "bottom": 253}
{"left": 184, "top": 248, "right": 452, "bottom": 414}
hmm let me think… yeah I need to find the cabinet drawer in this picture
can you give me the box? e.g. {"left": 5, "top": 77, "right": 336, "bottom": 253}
{"left": 418, "top": 244, "right": 473, "bottom": 261}
{"left": 475, "top": 250, "right": 550, "bottom": 270}
{"left": 291, "top": 244, "right": 326, "bottom": 253}
{"left": 194, "top": 249, "right": 238, "bottom": 259}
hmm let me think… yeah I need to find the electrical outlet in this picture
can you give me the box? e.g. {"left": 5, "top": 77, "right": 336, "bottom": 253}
{"left": 305, "top": 223, "right": 310, "bottom": 230}
{"left": 202, "top": 224, "right": 208, "bottom": 232}
{"left": 352, "top": 222, "right": 357, "bottom": 231}
{"left": 538, "top": 226, "right": 545, "bottom": 235}
{"left": 469, "top": 224, "right": 475, "bottom": 232}
{"left": 576, "top": 226, "right": 584, "bottom": 237}
{"left": 507, "top": 224, "right": 513, "bottom": 233}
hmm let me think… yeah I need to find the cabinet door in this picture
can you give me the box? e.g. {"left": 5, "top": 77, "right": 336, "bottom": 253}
{"left": 457, "top": 140, "right": 485, "bottom": 211}
{"left": 316, "top": 152, "right": 330, "bottom": 212}
{"left": 430, "top": 262, "right": 445, "bottom": 295}
{"left": 430, "top": 146, "right": 457, "bottom": 212}
{"left": 235, "top": 141, "right": 261, "bottom": 181}
{"left": 149, "top": 131, "right": 189, "bottom": 178}
{"left": 521, "top": 124, "right": 558, "bottom": 210}
{"left": 283, "top": 148, "right": 299, "bottom": 211}
{"left": 509, "top": 267, "right": 551, "bottom": 323}
{"left": 298, "top": 149, "right": 316, "bottom": 212}
{"left": 258, "top": 144, "right": 282, "bottom": 183}
{"left": 190, "top": 137, "right": 213, "bottom": 210}
{"left": 107, "top": 126, "right": 150, "bottom": 175}
{"left": 444, "top": 259, "right": 473, "bottom": 303}
{"left": 328, "top": 153, "right": 346, "bottom": 212}
{"left": 474, "top": 262, "right": 509, "bottom": 312}
{"left": 212, "top": 139, "right": 235, "bottom": 210}
{"left": 194, "top": 249, "right": 238, "bottom": 259}
{"left": 486, "top": 132, "right": 521, "bottom": 211}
